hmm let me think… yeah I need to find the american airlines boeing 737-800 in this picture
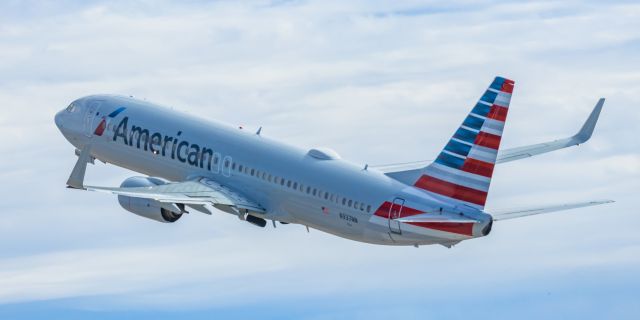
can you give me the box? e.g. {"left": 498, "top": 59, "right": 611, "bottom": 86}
{"left": 55, "top": 77, "right": 612, "bottom": 247}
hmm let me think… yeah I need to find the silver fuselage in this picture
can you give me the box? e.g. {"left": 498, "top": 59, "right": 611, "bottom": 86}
{"left": 55, "top": 95, "right": 492, "bottom": 246}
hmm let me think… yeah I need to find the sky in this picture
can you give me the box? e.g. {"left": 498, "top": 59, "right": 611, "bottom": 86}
{"left": 0, "top": 0, "right": 639, "bottom": 319}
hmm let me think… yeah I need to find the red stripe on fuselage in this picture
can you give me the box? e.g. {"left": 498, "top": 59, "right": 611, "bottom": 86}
{"left": 414, "top": 175, "right": 487, "bottom": 206}
{"left": 372, "top": 202, "right": 475, "bottom": 236}
{"left": 373, "top": 201, "right": 423, "bottom": 219}
{"left": 462, "top": 158, "right": 495, "bottom": 178}
{"left": 474, "top": 131, "right": 501, "bottom": 150}
{"left": 94, "top": 118, "right": 106, "bottom": 136}
{"left": 406, "top": 222, "right": 474, "bottom": 236}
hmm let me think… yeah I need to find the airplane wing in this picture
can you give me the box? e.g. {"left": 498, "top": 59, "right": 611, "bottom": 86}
{"left": 489, "top": 200, "right": 613, "bottom": 221}
{"left": 66, "top": 145, "right": 264, "bottom": 215}
{"left": 86, "top": 177, "right": 265, "bottom": 213}
{"left": 373, "top": 98, "right": 605, "bottom": 173}
{"left": 495, "top": 98, "right": 604, "bottom": 163}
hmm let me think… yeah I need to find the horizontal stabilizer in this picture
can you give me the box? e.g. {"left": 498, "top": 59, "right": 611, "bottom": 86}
{"left": 489, "top": 199, "right": 614, "bottom": 221}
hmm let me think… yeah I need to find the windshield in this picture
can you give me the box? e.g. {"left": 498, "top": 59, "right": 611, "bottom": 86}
{"left": 65, "top": 102, "right": 77, "bottom": 112}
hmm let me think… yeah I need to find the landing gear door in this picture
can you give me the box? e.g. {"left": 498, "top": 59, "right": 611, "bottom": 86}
{"left": 388, "top": 197, "right": 404, "bottom": 234}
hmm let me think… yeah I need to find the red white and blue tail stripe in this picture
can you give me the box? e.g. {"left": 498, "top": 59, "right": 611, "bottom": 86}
{"left": 413, "top": 76, "right": 514, "bottom": 209}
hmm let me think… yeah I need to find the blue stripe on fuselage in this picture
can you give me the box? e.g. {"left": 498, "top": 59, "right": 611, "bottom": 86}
{"left": 108, "top": 107, "right": 126, "bottom": 118}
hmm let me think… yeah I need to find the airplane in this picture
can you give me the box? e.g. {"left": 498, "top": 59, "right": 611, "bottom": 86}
{"left": 55, "top": 76, "right": 613, "bottom": 247}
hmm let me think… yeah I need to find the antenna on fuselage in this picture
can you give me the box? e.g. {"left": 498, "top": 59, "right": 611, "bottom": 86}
{"left": 256, "top": 126, "right": 262, "bottom": 135}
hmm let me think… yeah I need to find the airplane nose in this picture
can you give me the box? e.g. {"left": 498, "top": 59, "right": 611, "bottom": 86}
{"left": 54, "top": 110, "right": 64, "bottom": 130}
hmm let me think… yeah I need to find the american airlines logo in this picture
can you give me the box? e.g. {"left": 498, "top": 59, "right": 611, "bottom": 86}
{"left": 94, "top": 107, "right": 126, "bottom": 136}
{"left": 111, "top": 115, "right": 220, "bottom": 170}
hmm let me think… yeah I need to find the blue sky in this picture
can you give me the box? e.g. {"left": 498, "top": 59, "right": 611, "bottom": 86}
{"left": 0, "top": 0, "right": 639, "bottom": 319}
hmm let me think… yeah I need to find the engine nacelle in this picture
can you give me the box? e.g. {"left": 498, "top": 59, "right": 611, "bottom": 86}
{"left": 117, "top": 176, "right": 182, "bottom": 223}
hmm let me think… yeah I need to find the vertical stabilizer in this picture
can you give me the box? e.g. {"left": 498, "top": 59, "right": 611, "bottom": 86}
{"left": 413, "top": 77, "right": 515, "bottom": 209}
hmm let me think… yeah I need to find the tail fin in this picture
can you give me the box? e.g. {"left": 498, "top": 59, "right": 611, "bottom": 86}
{"left": 413, "top": 76, "right": 515, "bottom": 209}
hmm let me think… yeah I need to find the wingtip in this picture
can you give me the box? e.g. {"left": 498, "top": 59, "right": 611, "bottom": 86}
{"left": 574, "top": 98, "right": 605, "bottom": 142}
{"left": 588, "top": 199, "right": 615, "bottom": 205}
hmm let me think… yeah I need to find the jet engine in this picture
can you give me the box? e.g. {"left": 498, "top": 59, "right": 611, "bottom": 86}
{"left": 117, "top": 176, "right": 183, "bottom": 223}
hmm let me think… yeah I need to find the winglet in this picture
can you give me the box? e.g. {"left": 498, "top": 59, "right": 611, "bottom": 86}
{"left": 573, "top": 98, "right": 605, "bottom": 143}
{"left": 66, "top": 144, "right": 92, "bottom": 189}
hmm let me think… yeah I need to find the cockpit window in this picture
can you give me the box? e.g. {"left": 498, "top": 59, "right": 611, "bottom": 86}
{"left": 65, "top": 103, "right": 76, "bottom": 112}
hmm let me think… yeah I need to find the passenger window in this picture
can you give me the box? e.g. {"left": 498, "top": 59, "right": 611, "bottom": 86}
{"left": 324, "top": 192, "right": 328, "bottom": 200}
{"left": 306, "top": 186, "right": 311, "bottom": 194}
{"left": 287, "top": 180, "right": 291, "bottom": 188}
{"left": 367, "top": 205, "right": 371, "bottom": 213}
{"left": 342, "top": 198, "right": 346, "bottom": 206}
{"left": 293, "top": 182, "right": 298, "bottom": 189}
{"left": 224, "top": 160, "right": 229, "bottom": 168}
{"left": 354, "top": 201, "right": 358, "bottom": 209}
{"left": 312, "top": 188, "right": 317, "bottom": 196}
{"left": 348, "top": 199, "right": 353, "bottom": 207}
{"left": 232, "top": 163, "right": 236, "bottom": 170}
{"left": 268, "top": 174, "right": 272, "bottom": 182}
{"left": 213, "top": 156, "right": 219, "bottom": 164}
{"left": 360, "top": 203, "right": 364, "bottom": 211}
{"left": 280, "top": 179, "right": 285, "bottom": 186}
{"left": 239, "top": 164, "right": 243, "bottom": 172}
{"left": 250, "top": 168, "right": 255, "bottom": 176}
